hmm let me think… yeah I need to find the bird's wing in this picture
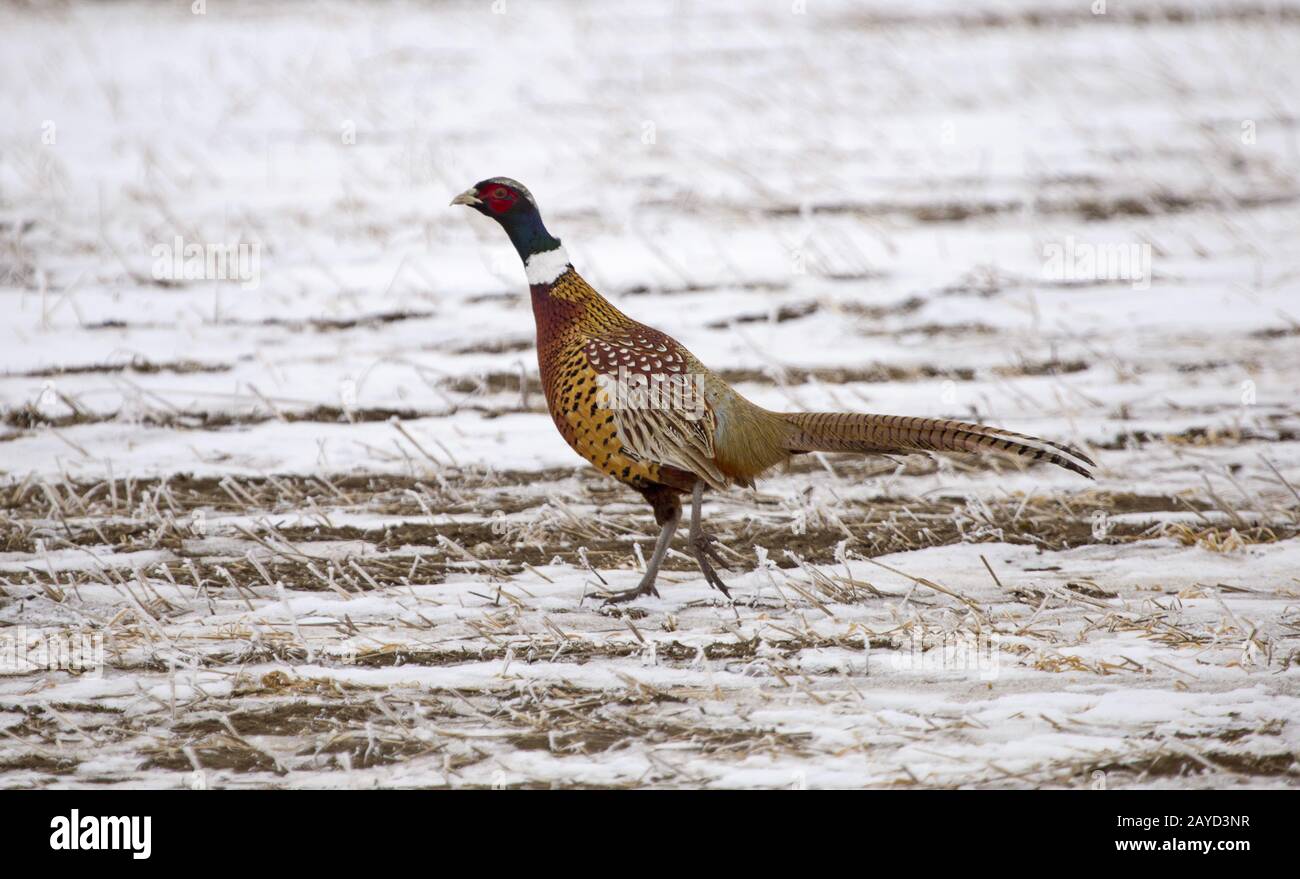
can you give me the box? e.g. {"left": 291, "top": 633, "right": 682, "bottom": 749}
{"left": 582, "top": 335, "right": 729, "bottom": 490}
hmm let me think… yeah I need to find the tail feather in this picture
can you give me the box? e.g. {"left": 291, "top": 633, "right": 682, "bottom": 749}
{"left": 782, "top": 412, "right": 1095, "bottom": 479}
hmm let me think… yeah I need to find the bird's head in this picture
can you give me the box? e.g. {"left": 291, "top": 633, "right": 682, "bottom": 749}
{"left": 450, "top": 177, "right": 561, "bottom": 260}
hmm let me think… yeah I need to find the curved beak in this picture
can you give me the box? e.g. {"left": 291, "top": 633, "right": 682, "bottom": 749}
{"left": 450, "top": 187, "right": 481, "bottom": 207}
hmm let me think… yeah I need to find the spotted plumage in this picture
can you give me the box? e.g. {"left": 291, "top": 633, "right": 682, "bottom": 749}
{"left": 531, "top": 267, "right": 669, "bottom": 491}
{"left": 452, "top": 177, "right": 1097, "bottom": 602}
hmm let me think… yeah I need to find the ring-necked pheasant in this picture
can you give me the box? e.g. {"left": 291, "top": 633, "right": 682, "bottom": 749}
{"left": 452, "top": 177, "right": 1095, "bottom": 603}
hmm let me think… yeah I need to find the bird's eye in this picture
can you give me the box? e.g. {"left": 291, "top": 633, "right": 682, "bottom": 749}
{"left": 493, "top": 187, "right": 509, "bottom": 200}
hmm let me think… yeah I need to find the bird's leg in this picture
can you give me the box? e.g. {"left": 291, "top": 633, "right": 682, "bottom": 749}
{"left": 601, "top": 489, "right": 681, "bottom": 605}
{"left": 687, "top": 480, "right": 732, "bottom": 597}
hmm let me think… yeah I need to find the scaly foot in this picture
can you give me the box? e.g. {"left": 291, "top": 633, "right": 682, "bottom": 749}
{"left": 689, "top": 532, "right": 733, "bottom": 598}
{"left": 598, "top": 577, "right": 660, "bottom": 605}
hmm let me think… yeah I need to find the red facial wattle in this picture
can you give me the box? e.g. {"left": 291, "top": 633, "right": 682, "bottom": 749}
{"left": 485, "top": 188, "right": 516, "bottom": 214}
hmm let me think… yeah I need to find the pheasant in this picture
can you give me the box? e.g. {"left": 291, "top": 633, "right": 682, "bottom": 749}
{"left": 451, "top": 177, "right": 1095, "bottom": 603}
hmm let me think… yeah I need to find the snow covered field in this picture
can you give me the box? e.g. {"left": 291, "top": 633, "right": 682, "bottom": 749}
{"left": 1, "top": 0, "right": 1299, "bottom": 788}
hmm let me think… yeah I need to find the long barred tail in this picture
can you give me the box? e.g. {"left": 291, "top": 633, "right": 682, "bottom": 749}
{"left": 781, "top": 412, "right": 1095, "bottom": 479}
